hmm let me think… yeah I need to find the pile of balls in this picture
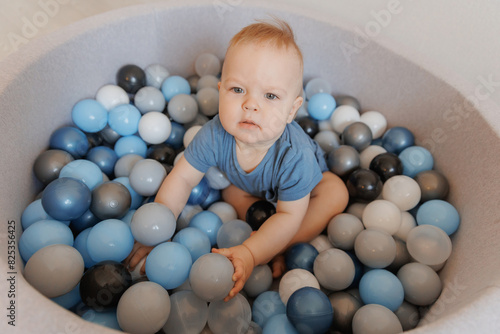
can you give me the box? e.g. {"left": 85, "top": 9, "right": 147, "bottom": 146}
{"left": 20, "top": 52, "right": 461, "bottom": 334}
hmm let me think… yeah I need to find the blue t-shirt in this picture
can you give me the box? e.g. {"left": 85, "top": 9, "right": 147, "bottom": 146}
{"left": 184, "top": 115, "right": 328, "bottom": 202}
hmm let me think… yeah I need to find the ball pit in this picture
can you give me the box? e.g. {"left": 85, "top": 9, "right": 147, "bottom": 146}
{"left": 1, "top": 2, "right": 499, "bottom": 334}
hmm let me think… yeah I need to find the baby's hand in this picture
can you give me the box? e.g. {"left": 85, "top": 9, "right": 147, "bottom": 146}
{"left": 212, "top": 244, "right": 255, "bottom": 302}
{"left": 123, "top": 241, "right": 155, "bottom": 275}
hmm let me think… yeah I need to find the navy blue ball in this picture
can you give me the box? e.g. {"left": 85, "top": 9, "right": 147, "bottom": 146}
{"left": 286, "top": 287, "right": 333, "bottom": 334}
{"left": 165, "top": 121, "right": 186, "bottom": 149}
{"left": 187, "top": 177, "right": 210, "bottom": 205}
{"left": 49, "top": 126, "right": 89, "bottom": 159}
{"left": 381, "top": 126, "right": 414, "bottom": 154}
{"left": 41, "top": 177, "right": 92, "bottom": 221}
{"left": 285, "top": 242, "right": 319, "bottom": 273}
{"left": 86, "top": 146, "right": 118, "bottom": 176}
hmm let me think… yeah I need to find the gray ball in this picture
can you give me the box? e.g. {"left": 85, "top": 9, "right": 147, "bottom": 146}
{"left": 129, "top": 158, "right": 167, "bottom": 196}
{"left": 352, "top": 304, "right": 403, "bottom": 334}
{"left": 205, "top": 166, "right": 231, "bottom": 189}
{"left": 335, "top": 95, "right": 361, "bottom": 111}
{"left": 328, "top": 291, "right": 362, "bottom": 333}
{"left": 167, "top": 94, "right": 199, "bottom": 124}
{"left": 145, "top": 64, "right": 170, "bottom": 89}
{"left": 90, "top": 181, "right": 131, "bottom": 220}
{"left": 397, "top": 262, "right": 442, "bottom": 306}
{"left": 395, "top": 301, "right": 420, "bottom": 331}
{"left": 342, "top": 122, "right": 373, "bottom": 151}
{"left": 327, "top": 145, "right": 360, "bottom": 177}
{"left": 196, "top": 87, "right": 219, "bottom": 117}
{"left": 99, "top": 125, "right": 121, "bottom": 145}
{"left": 114, "top": 154, "right": 143, "bottom": 177}
{"left": 134, "top": 86, "right": 166, "bottom": 114}
{"left": 33, "top": 149, "right": 74, "bottom": 184}
{"left": 243, "top": 265, "right": 273, "bottom": 298}
{"left": 414, "top": 169, "right": 449, "bottom": 202}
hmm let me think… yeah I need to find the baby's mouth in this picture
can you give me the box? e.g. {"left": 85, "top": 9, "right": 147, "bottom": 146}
{"left": 240, "top": 119, "right": 259, "bottom": 127}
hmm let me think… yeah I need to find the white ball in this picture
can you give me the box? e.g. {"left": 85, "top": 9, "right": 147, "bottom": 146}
{"left": 95, "top": 84, "right": 129, "bottom": 110}
{"left": 138, "top": 111, "right": 172, "bottom": 144}
{"left": 145, "top": 64, "right": 170, "bottom": 89}
{"left": 346, "top": 202, "right": 367, "bottom": 220}
{"left": 360, "top": 111, "right": 387, "bottom": 139}
{"left": 208, "top": 202, "right": 238, "bottom": 223}
{"left": 279, "top": 269, "right": 320, "bottom": 305}
{"left": 330, "top": 105, "right": 360, "bottom": 134}
{"left": 305, "top": 77, "right": 332, "bottom": 100}
{"left": 183, "top": 125, "right": 202, "bottom": 148}
{"left": 382, "top": 175, "right": 421, "bottom": 211}
{"left": 362, "top": 200, "right": 402, "bottom": 235}
{"left": 394, "top": 211, "right": 417, "bottom": 242}
{"left": 360, "top": 145, "right": 387, "bottom": 169}
{"left": 309, "top": 234, "right": 333, "bottom": 253}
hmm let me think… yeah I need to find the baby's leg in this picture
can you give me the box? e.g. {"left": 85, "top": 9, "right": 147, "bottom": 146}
{"left": 221, "top": 184, "right": 262, "bottom": 220}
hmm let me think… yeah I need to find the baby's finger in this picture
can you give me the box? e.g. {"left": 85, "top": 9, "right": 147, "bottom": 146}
{"left": 224, "top": 278, "right": 246, "bottom": 302}
{"left": 212, "top": 247, "right": 233, "bottom": 259}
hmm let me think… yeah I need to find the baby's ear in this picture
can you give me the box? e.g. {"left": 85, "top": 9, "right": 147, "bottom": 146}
{"left": 288, "top": 95, "right": 304, "bottom": 123}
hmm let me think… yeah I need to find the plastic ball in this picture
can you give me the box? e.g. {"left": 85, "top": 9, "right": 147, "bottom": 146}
{"left": 95, "top": 84, "right": 130, "bottom": 110}
{"left": 346, "top": 168, "right": 383, "bottom": 202}
{"left": 162, "top": 290, "right": 209, "bottom": 334}
{"left": 382, "top": 126, "right": 414, "bottom": 154}
{"left": 177, "top": 204, "right": 203, "bottom": 231}
{"left": 305, "top": 77, "right": 332, "bottom": 100}
{"left": 24, "top": 244, "right": 84, "bottom": 298}
{"left": 244, "top": 264, "right": 273, "bottom": 298}
{"left": 71, "top": 99, "right": 108, "bottom": 133}
{"left": 134, "top": 85, "right": 166, "bottom": 114}
{"left": 352, "top": 304, "right": 403, "bottom": 334}
{"left": 138, "top": 111, "right": 172, "bottom": 144}
{"left": 21, "top": 199, "right": 56, "bottom": 230}
{"left": 51, "top": 283, "right": 81, "bottom": 310}
{"left": 33, "top": 149, "right": 74, "bottom": 185}
{"left": 359, "top": 145, "right": 386, "bottom": 169}
{"left": 285, "top": 242, "right": 319, "bottom": 273}
{"left": 116, "top": 64, "right": 146, "bottom": 94}
{"left": 187, "top": 177, "right": 211, "bottom": 205}
{"left": 247, "top": 322, "right": 263, "bottom": 334}
{"left": 161, "top": 75, "right": 191, "bottom": 101}
{"left": 246, "top": 200, "right": 276, "bottom": 230}
{"left": 207, "top": 293, "right": 252, "bottom": 334}
{"left": 217, "top": 219, "right": 252, "bottom": 248}
{"left": 394, "top": 211, "right": 417, "bottom": 242}
{"left": 328, "top": 291, "right": 362, "bottom": 333}
{"left": 309, "top": 235, "right": 332, "bottom": 254}
{"left": 99, "top": 125, "right": 121, "bottom": 145}
{"left": 59, "top": 159, "right": 103, "bottom": 191}
{"left": 197, "top": 74, "right": 220, "bottom": 91}
{"left": 130, "top": 202, "right": 175, "bottom": 246}
{"left": 117, "top": 281, "right": 171, "bottom": 334}
{"left": 128, "top": 158, "right": 167, "bottom": 196}
{"left": 279, "top": 269, "right": 320, "bottom": 305}
{"left": 382, "top": 175, "right": 421, "bottom": 211}
{"left": 252, "top": 291, "right": 286, "bottom": 328}
{"left": 145, "top": 63, "right": 170, "bottom": 89}
{"left": 327, "top": 213, "right": 364, "bottom": 250}
{"left": 414, "top": 170, "right": 449, "bottom": 202}
{"left": 416, "top": 199, "right": 460, "bottom": 235}
{"left": 362, "top": 200, "right": 402, "bottom": 235}
{"left": 335, "top": 95, "right": 361, "bottom": 110}
{"left": 168, "top": 93, "right": 199, "bottom": 124}
{"left": 73, "top": 227, "right": 97, "bottom": 268}
{"left": 90, "top": 181, "right": 131, "bottom": 220}
{"left": 286, "top": 287, "right": 333, "bottom": 334}
{"left": 172, "top": 226, "right": 211, "bottom": 262}
{"left": 354, "top": 229, "right": 396, "bottom": 268}
{"left": 87, "top": 219, "right": 134, "bottom": 263}
{"left": 49, "top": 126, "right": 89, "bottom": 158}
{"left": 146, "top": 242, "right": 193, "bottom": 290}
{"left": 386, "top": 238, "right": 412, "bottom": 272}
{"left": 394, "top": 301, "right": 420, "bottom": 331}
{"left": 205, "top": 166, "right": 231, "bottom": 190}
{"left": 114, "top": 135, "right": 148, "bottom": 158}
{"left": 189, "top": 253, "right": 234, "bottom": 302}
{"left": 195, "top": 53, "right": 221, "bottom": 76}
{"left": 406, "top": 225, "right": 452, "bottom": 265}
{"left": 330, "top": 105, "right": 360, "bottom": 134}
{"left": 297, "top": 117, "right": 319, "bottom": 138}
{"left": 108, "top": 104, "right": 142, "bottom": 136}
{"left": 327, "top": 145, "right": 360, "bottom": 178}
{"left": 79, "top": 261, "right": 132, "bottom": 309}
{"left": 183, "top": 125, "right": 203, "bottom": 148}
{"left": 342, "top": 122, "right": 373, "bottom": 151}
{"left": 196, "top": 87, "right": 220, "bottom": 117}
{"left": 314, "top": 130, "right": 340, "bottom": 154}
{"left": 114, "top": 153, "right": 143, "bottom": 177}
{"left": 208, "top": 201, "right": 238, "bottom": 223}
{"left": 113, "top": 176, "right": 143, "bottom": 210}
{"left": 369, "top": 152, "right": 403, "bottom": 182}
{"left": 399, "top": 146, "right": 434, "bottom": 178}
{"left": 359, "top": 269, "right": 404, "bottom": 311}
{"left": 397, "top": 262, "right": 442, "bottom": 306}
{"left": 307, "top": 92, "right": 336, "bottom": 120}
{"left": 199, "top": 187, "right": 220, "bottom": 209}
{"left": 359, "top": 110, "right": 387, "bottom": 139}
{"left": 346, "top": 202, "right": 367, "bottom": 220}
{"left": 314, "top": 248, "right": 355, "bottom": 291}
{"left": 86, "top": 146, "right": 118, "bottom": 176}
{"left": 41, "top": 177, "right": 91, "bottom": 221}
{"left": 263, "top": 314, "right": 298, "bottom": 334}
{"left": 165, "top": 121, "right": 186, "bottom": 149}
{"left": 81, "top": 309, "right": 121, "bottom": 330}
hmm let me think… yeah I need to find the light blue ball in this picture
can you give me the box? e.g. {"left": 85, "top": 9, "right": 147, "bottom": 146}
{"left": 72, "top": 99, "right": 108, "bottom": 133}
{"left": 161, "top": 75, "right": 191, "bottom": 101}
{"left": 59, "top": 159, "right": 103, "bottom": 190}
{"left": 51, "top": 283, "right": 81, "bottom": 310}
{"left": 173, "top": 227, "right": 211, "bottom": 262}
{"left": 120, "top": 209, "right": 136, "bottom": 226}
{"left": 81, "top": 309, "right": 121, "bottom": 331}
{"left": 114, "top": 135, "right": 148, "bottom": 158}
{"left": 19, "top": 219, "right": 74, "bottom": 262}
{"left": 189, "top": 211, "right": 223, "bottom": 246}
{"left": 86, "top": 146, "right": 118, "bottom": 176}
{"left": 416, "top": 199, "right": 460, "bottom": 235}
{"left": 216, "top": 219, "right": 252, "bottom": 249}
{"left": 108, "top": 104, "right": 142, "bottom": 136}
{"left": 73, "top": 227, "right": 97, "bottom": 268}
{"left": 113, "top": 177, "right": 143, "bottom": 210}
{"left": 398, "top": 146, "right": 434, "bottom": 178}
{"left": 252, "top": 291, "right": 286, "bottom": 328}
{"left": 359, "top": 269, "right": 404, "bottom": 312}
{"left": 21, "top": 199, "right": 68, "bottom": 229}
{"left": 263, "top": 314, "right": 298, "bottom": 334}
{"left": 307, "top": 93, "right": 336, "bottom": 121}
{"left": 146, "top": 242, "right": 193, "bottom": 290}
{"left": 87, "top": 219, "right": 134, "bottom": 263}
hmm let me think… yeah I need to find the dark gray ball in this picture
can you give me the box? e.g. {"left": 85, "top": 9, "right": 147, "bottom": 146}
{"left": 414, "top": 170, "right": 449, "bottom": 202}
{"left": 342, "top": 122, "right": 373, "bottom": 151}
{"left": 91, "top": 181, "right": 131, "bottom": 220}
{"left": 33, "top": 149, "right": 74, "bottom": 185}
{"left": 335, "top": 95, "right": 361, "bottom": 111}
{"left": 327, "top": 145, "right": 360, "bottom": 178}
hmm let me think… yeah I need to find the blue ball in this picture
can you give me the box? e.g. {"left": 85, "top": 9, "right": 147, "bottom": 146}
{"left": 252, "top": 291, "right": 286, "bottom": 329}
{"left": 19, "top": 219, "right": 74, "bottom": 262}
{"left": 416, "top": 199, "right": 460, "bottom": 235}
{"left": 120, "top": 209, "right": 136, "bottom": 226}
{"left": 145, "top": 242, "right": 193, "bottom": 289}
{"left": 187, "top": 177, "right": 210, "bottom": 205}
{"left": 189, "top": 211, "right": 223, "bottom": 247}
{"left": 41, "top": 177, "right": 92, "bottom": 221}
{"left": 165, "top": 121, "right": 186, "bottom": 149}
{"left": 161, "top": 75, "right": 191, "bottom": 101}
{"left": 113, "top": 177, "right": 144, "bottom": 210}
{"left": 307, "top": 93, "right": 336, "bottom": 121}
{"left": 173, "top": 227, "right": 211, "bottom": 262}
{"left": 59, "top": 159, "right": 103, "bottom": 190}
{"left": 359, "top": 269, "right": 404, "bottom": 312}
{"left": 70, "top": 209, "right": 99, "bottom": 233}
{"left": 74, "top": 227, "right": 97, "bottom": 268}
{"left": 51, "top": 283, "right": 81, "bottom": 310}
{"left": 114, "top": 135, "right": 148, "bottom": 158}
{"left": 200, "top": 187, "right": 221, "bottom": 209}
{"left": 87, "top": 219, "right": 134, "bottom": 263}
{"left": 81, "top": 308, "right": 121, "bottom": 331}
{"left": 263, "top": 314, "right": 298, "bottom": 334}
{"left": 286, "top": 287, "right": 333, "bottom": 334}
{"left": 398, "top": 146, "right": 434, "bottom": 178}
{"left": 285, "top": 242, "right": 319, "bottom": 273}
{"left": 86, "top": 146, "right": 118, "bottom": 176}
{"left": 72, "top": 99, "right": 108, "bottom": 133}
{"left": 382, "top": 127, "right": 415, "bottom": 154}
{"left": 108, "top": 104, "right": 142, "bottom": 136}
{"left": 346, "top": 251, "right": 364, "bottom": 288}
{"left": 21, "top": 199, "right": 67, "bottom": 229}
{"left": 49, "top": 126, "right": 89, "bottom": 158}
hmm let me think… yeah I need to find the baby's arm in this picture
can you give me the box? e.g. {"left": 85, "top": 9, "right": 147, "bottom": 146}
{"left": 125, "top": 156, "right": 204, "bottom": 272}
{"left": 213, "top": 194, "right": 310, "bottom": 300}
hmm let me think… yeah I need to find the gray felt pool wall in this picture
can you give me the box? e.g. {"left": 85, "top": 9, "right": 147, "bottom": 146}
{"left": 0, "top": 0, "right": 499, "bottom": 332}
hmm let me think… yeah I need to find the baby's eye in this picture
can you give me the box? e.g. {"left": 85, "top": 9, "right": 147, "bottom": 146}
{"left": 265, "top": 93, "right": 278, "bottom": 100}
{"left": 231, "top": 87, "right": 244, "bottom": 94}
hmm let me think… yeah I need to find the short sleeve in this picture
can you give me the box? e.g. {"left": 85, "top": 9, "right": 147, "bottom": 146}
{"left": 183, "top": 119, "right": 219, "bottom": 173}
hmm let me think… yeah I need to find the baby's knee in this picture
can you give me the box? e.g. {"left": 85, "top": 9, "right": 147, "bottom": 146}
{"left": 317, "top": 172, "right": 349, "bottom": 212}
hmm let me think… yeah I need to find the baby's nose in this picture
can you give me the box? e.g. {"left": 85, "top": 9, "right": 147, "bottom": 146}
{"left": 243, "top": 99, "right": 258, "bottom": 111}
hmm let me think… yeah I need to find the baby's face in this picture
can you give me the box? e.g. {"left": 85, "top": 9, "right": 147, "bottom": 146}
{"left": 218, "top": 41, "right": 303, "bottom": 149}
